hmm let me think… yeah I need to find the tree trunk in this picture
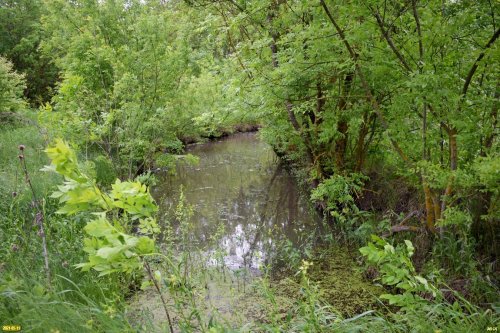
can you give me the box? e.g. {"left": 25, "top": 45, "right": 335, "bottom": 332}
{"left": 335, "top": 73, "right": 354, "bottom": 170}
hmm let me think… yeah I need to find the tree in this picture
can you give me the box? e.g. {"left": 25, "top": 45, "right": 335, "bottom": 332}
{"left": 0, "top": 56, "right": 26, "bottom": 123}
{"left": 189, "top": 0, "right": 499, "bottom": 244}
{"left": 40, "top": 0, "right": 232, "bottom": 177}
{"left": 0, "top": 0, "right": 58, "bottom": 105}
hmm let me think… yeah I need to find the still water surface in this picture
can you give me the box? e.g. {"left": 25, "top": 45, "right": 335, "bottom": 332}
{"left": 153, "top": 132, "right": 321, "bottom": 271}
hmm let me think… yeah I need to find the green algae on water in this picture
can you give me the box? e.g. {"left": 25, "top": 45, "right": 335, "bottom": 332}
{"left": 272, "top": 246, "right": 384, "bottom": 317}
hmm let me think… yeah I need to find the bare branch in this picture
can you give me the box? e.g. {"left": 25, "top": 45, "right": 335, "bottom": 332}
{"left": 372, "top": 8, "right": 412, "bottom": 72}
{"left": 462, "top": 27, "right": 500, "bottom": 98}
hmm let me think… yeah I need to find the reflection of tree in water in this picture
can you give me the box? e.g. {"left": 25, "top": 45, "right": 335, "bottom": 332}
{"left": 221, "top": 163, "right": 314, "bottom": 269}
{"left": 154, "top": 134, "right": 320, "bottom": 270}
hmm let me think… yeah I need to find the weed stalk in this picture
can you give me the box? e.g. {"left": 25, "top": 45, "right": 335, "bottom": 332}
{"left": 18, "top": 144, "right": 51, "bottom": 287}
{"left": 144, "top": 260, "right": 174, "bottom": 333}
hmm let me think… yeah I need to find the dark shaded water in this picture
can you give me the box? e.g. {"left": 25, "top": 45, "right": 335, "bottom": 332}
{"left": 153, "top": 132, "right": 321, "bottom": 270}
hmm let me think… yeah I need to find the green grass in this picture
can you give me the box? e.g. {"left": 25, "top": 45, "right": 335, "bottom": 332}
{"left": 0, "top": 121, "right": 137, "bottom": 332}
{"left": 1, "top": 274, "right": 134, "bottom": 333}
{"left": 0, "top": 122, "right": 60, "bottom": 212}
{"left": 0, "top": 197, "right": 138, "bottom": 332}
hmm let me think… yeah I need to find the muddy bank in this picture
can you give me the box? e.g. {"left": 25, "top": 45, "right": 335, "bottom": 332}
{"left": 179, "top": 123, "right": 261, "bottom": 146}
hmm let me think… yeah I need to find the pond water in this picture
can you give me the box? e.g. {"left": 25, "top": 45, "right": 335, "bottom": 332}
{"left": 152, "top": 132, "right": 321, "bottom": 272}
{"left": 129, "top": 133, "right": 380, "bottom": 329}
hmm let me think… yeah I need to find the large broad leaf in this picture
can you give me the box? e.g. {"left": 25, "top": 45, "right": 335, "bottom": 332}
{"left": 84, "top": 218, "right": 114, "bottom": 238}
{"left": 136, "top": 236, "right": 155, "bottom": 255}
{"left": 110, "top": 179, "right": 158, "bottom": 219}
{"left": 78, "top": 217, "right": 155, "bottom": 276}
{"left": 96, "top": 246, "right": 126, "bottom": 260}
{"left": 45, "top": 139, "right": 159, "bottom": 277}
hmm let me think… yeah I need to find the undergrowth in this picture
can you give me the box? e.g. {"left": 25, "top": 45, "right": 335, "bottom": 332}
{"left": 0, "top": 126, "right": 498, "bottom": 332}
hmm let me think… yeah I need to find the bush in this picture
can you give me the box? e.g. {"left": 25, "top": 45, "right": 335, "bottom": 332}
{"left": 0, "top": 56, "right": 26, "bottom": 125}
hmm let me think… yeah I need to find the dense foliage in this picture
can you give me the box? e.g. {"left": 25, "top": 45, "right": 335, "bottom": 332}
{"left": 0, "top": 0, "right": 498, "bottom": 332}
{"left": 0, "top": 0, "right": 58, "bottom": 104}
{"left": 38, "top": 0, "right": 261, "bottom": 178}
{"left": 191, "top": 0, "right": 499, "bottom": 273}
{"left": 0, "top": 56, "right": 26, "bottom": 121}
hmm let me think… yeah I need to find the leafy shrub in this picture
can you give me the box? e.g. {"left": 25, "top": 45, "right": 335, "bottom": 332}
{"left": 94, "top": 155, "right": 117, "bottom": 188}
{"left": 0, "top": 56, "right": 26, "bottom": 123}
{"left": 44, "top": 139, "right": 158, "bottom": 275}
{"left": 311, "top": 173, "right": 367, "bottom": 224}
{"left": 360, "top": 235, "right": 440, "bottom": 309}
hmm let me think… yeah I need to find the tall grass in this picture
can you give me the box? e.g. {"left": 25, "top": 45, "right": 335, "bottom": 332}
{"left": 0, "top": 123, "right": 59, "bottom": 211}
{"left": 0, "top": 122, "right": 136, "bottom": 332}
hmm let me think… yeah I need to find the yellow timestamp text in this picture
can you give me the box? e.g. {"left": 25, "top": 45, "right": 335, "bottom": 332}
{"left": 2, "top": 325, "right": 21, "bottom": 332}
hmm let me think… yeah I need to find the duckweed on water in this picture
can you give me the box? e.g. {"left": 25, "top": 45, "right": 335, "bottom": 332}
{"left": 272, "top": 246, "right": 384, "bottom": 317}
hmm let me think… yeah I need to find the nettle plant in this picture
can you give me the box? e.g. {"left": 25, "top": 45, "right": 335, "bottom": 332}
{"left": 310, "top": 173, "right": 367, "bottom": 225}
{"left": 43, "top": 139, "right": 158, "bottom": 275}
{"left": 360, "top": 235, "right": 441, "bottom": 310}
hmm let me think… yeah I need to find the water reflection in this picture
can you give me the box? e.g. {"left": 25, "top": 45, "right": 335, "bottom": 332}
{"left": 153, "top": 132, "right": 320, "bottom": 270}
